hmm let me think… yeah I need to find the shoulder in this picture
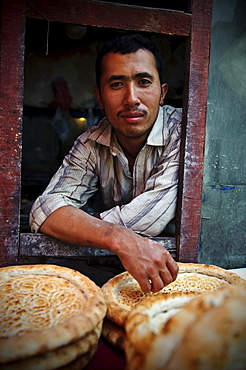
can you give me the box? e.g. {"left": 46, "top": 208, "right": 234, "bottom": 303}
{"left": 162, "top": 106, "right": 182, "bottom": 139}
{"left": 65, "top": 120, "right": 110, "bottom": 167}
{"left": 161, "top": 105, "right": 182, "bottom": 124}
{"left": 148, "top": 106, "right": 182, "bottom": 146}
{"left": 75, "top": 117, "right": 111, "bottom": 147}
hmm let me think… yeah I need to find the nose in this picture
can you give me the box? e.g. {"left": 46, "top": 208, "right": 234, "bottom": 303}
{"left": 123, "top": 83, "right": 140, "bottom": 107}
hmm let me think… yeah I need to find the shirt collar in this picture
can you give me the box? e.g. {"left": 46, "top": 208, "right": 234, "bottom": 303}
{"left": 146, "top": 106, "right": 168, "bottom": 147}
{"left": 87, "top": 118, "right": 112, "bottom": 147}
{"left": 88, "top": 106, "right": 167, "bottom": 148}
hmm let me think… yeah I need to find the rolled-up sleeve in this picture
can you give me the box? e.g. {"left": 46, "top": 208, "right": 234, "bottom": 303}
{"left": 29, "top": 136, "right": 99, "bottom": 232}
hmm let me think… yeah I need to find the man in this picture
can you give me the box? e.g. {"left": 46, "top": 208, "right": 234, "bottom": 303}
{"left": 30, "top": 34, "right": 182, "bottom": 293}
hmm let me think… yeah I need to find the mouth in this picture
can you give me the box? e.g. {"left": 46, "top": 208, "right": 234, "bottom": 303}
{"left": 120, "top": 110, "right": 145, "bottom": 124}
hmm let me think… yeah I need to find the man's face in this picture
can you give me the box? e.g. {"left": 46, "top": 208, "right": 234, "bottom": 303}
{"left": 95, "top": 49, "right": 168, "bottom": 145}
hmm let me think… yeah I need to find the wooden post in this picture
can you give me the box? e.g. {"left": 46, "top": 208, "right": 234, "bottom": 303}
{"left": 0, "top": 0, "right": 26, "bottom": 265}
{"left": 176, "top": 0, "right": 213, "bottom": 262}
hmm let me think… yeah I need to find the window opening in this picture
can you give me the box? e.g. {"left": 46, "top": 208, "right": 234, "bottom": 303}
{"left": 21, "top": 20, "right": 186, "bottom": 233}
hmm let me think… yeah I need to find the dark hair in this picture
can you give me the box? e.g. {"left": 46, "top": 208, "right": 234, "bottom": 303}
{"left": 95, "top": 33, "right": 164, "bottom": 89}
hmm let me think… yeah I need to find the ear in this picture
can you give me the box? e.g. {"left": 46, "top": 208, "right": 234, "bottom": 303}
{"left": 159, "top": 83, "right": 168, "bottom": 106}
{"left": 94, "top": 88, "right": 104, "bottom": 109}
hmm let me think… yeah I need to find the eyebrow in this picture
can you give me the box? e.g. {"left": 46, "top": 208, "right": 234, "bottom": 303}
{"left": 107, "top": 72, "right": 154, "bottom": 83}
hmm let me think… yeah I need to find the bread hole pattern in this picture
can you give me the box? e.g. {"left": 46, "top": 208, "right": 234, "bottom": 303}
{"left": 161, "top": 273, "right": 229, "bottom": 293}
{"left": 0, "top": 275, "right": 86, "bottom": 337}
{"left": 115, "top": 273, "right": 230, "bottom": 311}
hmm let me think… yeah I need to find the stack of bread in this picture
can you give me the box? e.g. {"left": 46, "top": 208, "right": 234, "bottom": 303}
{"left": 101, "top": 262, "right": 246, "bottom": 369}
{"left": 0, "top": 264, "right": 107, "bottom": 370}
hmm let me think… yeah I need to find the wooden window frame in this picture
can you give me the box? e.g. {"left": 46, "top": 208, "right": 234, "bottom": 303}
{"left": 0, "top": 0, "right": 212, "bottom": 266}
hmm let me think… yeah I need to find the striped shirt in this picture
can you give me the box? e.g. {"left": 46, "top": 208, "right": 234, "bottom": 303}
{"left": 30, "top": 105, "right": 182, "bottom": 237}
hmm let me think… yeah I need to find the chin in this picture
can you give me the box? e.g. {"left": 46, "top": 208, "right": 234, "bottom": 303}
{"left": 122, "top": 127, "right": 144, "bottom": 135}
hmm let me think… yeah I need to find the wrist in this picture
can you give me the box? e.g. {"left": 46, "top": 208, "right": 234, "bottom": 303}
{"left": 101, "top": 223, "right": 129, "bottom": 255}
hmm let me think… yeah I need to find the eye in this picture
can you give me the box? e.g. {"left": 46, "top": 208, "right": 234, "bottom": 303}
{"left": 110, "top": 81, "right": 123, "bottom": 89}
{"left": 139, "top": 79, "right": 152, "bottom": 86}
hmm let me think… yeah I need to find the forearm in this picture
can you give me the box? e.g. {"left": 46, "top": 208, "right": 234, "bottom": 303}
{"left": 101, "top": 184, "right": 178, "bottom": 236}
{"left": 39, "top": 205, "right": 179, "bottom": 293}
{"left": 39, "top": 205, "right": 123, "bottom": 253}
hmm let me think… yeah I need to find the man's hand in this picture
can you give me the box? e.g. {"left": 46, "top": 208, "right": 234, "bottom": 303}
{"left": 109, "top": 225, "right": 179, "bottom": 293}
{"left": 40, "top": 206, "right": 178, "bottom": 293}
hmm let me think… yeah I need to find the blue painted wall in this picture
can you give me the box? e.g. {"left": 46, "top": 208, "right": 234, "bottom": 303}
{"left": 199, "top": 0, "right": 246, "bottom": 268}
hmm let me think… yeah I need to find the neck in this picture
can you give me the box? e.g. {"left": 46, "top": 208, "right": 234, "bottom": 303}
{"left": 116, "top": 136, "right": 147, "bottom": 174}
{"left": 121, "top": 145, "right": 137, "bottom": 174}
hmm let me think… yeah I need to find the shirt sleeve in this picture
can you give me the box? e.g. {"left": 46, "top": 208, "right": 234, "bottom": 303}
{"left": 100, "top": 119, "right": 181, "bottom": 237}
{"left": 29, "top": 137, "right": 99, "bottom": 232}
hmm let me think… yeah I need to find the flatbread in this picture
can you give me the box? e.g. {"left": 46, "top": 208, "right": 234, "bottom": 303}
{"left": 101, "top": 262, "right": 246, "bottom": 326}
{"left": 124, "top": 285, "right": 246, "bottom": 370}
{"left": 0, "top": 264, "right": 107, "bottom": 363}
{"left": 102, "top": 317, "right": 126, "bottom": 352}
{"left": 0, "top": 323, "right": 102, "bottom": 370}
{"left": 125, "top": 292, "right": 198, "bottom": 354}
{"left": 59, "top": 344, "right": 98, "bottom": 370}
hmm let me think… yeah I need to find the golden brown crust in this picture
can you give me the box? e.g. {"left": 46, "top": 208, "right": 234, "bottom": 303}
{"left": 0, "top": 264, "right": 107, "bottom": 363}
{"left": 125, "top": 292, "right": 197, "bottom": 354}
{"left": 102, "top": 317, "right": 126, "bottom": 352}
{"left": 0, "top": 323, "right": 102, "bottom": 370}
{"left": 124, "top": 341, "right": 144, "bottom": 370}
{"left": 125, "top": 285, "right": 246, "bottom": 370}
{"left": 101, "top": 271, "right": 140, "bottom": 327}
{"left": 59, "top": 343, "right": 98, "bottom": 370}
{"left": 177, "top": 262, "right": 246, "bottom": 284}
{"left": 101, "top": 263, "right": 246, "bottom": 327}
{"left": 168, "top": 286, "right": 246, "bottom": 370}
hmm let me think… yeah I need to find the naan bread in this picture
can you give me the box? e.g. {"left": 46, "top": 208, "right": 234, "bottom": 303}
{"left": 102, "top": 317, "right": 126, "bottom": 352}
{"left": 59, "top": 344, "right": 98, "bottom": 370}
{"left": 125, "top": 292, "right": 198, "bottom": 354}
{"left": 0, "top": 323, "right": 102, "bottom": 370}
{"left": 101, "top": 262, "right": 245, "bottom": 327}
{"left": 0, "top": 264, "right": 107, "bottom": 363}
{"left": 124, "top": 285, "right": 246, "bottom": 370}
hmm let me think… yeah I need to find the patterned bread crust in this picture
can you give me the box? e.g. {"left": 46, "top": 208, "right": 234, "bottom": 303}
{"left": 1, "top": 322, "right": 102, "bottom": 370}
{"left": 101, "top": 272, "right": 139, "bottom": 327}
{"left": 124, "top": 285, "right": 246, "bottom": 370}
{"left": 101, "top": 263, "right": 246, "bottom": 327}
{"left": 177, "top": 262, "right": 245, "bottom": 283}
{"left": 0, "top": 264, "right": 107, "bottom": 363}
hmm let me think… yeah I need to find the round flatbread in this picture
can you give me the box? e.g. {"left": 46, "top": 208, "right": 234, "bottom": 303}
{"left": 101, "top": 262, "right": 246, "bottom": 326}
{"left": 0, "top": 323, "right": 102, "bottom": 370}
{"left": 59, "top": 343, "right": 98, "bottom": 370}
{"left": 0, "top": 264, "right": 107, "bottom": 363}
{"left": 124, "top": 285, "right": 246, "bottom": 370}
{"left": 102, "top": 317, "right": 126, "bottom": 352}
{"left": 125, "top": 292, "right": 198, "bottom": 354}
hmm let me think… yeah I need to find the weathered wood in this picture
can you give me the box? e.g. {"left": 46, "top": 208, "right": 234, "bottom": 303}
{"left": 0, "top": 0, "right": 212, "bottom": 267}
{"left": 176, "top": 0, "right": 213, "bottom": 262}
{"left": 0, "top": 0, "right": 26, "bottom": 266}
{"left": 26, "top": 0, "right": 191, "bottom": 36}
{"left": 19, "top": 234, "right": 177, "bottom": 259}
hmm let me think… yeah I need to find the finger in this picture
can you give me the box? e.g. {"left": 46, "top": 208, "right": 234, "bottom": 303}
{"left": 159, "top": 268, "right": 175, "bottom": 288}
{"left": 166, "top": 259, "right": 179, "bottom": 281}
{"left": 149, "top": 275, "right": 165, "bottom": 293}
{"left": 139, "top": 278, "right": 152, "bottom": 293}
{"left": 131, "top": 272, "right": 152, "bottom": 293}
